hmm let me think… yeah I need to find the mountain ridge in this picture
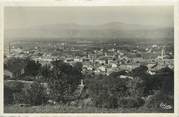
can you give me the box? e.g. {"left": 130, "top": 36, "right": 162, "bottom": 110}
{"left": 5, "top": 22, "right": 174, "bottom": 43}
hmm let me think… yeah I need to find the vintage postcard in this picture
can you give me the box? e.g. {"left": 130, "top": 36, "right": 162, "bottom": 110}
{"left": 0, "top": 0, "right": 179, "bottom": 116}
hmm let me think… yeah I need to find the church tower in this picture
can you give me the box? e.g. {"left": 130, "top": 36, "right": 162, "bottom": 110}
{"left": 161, "top": 46, "right": 165, "bottom": 60}
{"left": 8, "top": 41, "right": 11, "bottom": 55}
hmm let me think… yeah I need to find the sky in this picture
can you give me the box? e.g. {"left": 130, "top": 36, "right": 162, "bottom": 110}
{"left": 4, "top": 6, "right": 174, "bottom": 30}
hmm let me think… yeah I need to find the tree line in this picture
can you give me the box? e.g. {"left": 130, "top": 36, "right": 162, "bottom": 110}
{"left": 4, "top": 57, "right": 174, "bottom": 110}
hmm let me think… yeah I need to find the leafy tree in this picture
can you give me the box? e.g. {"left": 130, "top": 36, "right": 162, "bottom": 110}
{"left": 157, "top": 67, "right": 174, "bottom": 95}
{"left": 131, "top": 65, "right": 148, "bottom": 78}
{"left": 24, "top": 59, "right": 41, "bottom": 77}
{"left": 144, "top": 67, "right": 174, "bottom": 96}
{"left": 127, "top": 77, "right": 145, "bottom": 97}
{"left": 48, "top": 60, "right": 82, "bottom": 102}
{"left": 88, "top": 76, "right": 131, "bottom": 108}
{"left": 131, "top": 65, "right": 152, "bottom": 96}
{"left": 73, "top": 62, "right": 83, "bottom": 72}
{"left": 4, "top": 57, "right": 27, "bottom": 78}
{"left": 40, "top": 64, "right": 51, "bottom": 82}
{"left": 109, "top": 70, "right": 127, "bottom": 78}
{"left": 4, "top": 81, "right": 24, "bottom": 104}
{"left": 4, "top": 86, "right": 14, "bottom": 104}
{"left": 22, "top": 81, "right": 47, "bottom": 105}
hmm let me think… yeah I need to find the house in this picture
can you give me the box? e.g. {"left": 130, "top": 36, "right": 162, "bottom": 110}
{"left": 111, "top": 63, "right": 117, "bottom": 68}
{"left": 98, "top": 66, "right": 106, "bottom": 72}
{"left": 132, "top": 57, "right": 144, "bottom": 63}
{"left": 4, "top": 69, "right": 13, "bottom": 79}
{"left": 119, "top": 64, "right": 140, "bottom": 71}
{"left": 119, "top": 75, "right": 133, "bottom": 80}
{"left": 147, "top": 70, "right": 156, "bottom": 75}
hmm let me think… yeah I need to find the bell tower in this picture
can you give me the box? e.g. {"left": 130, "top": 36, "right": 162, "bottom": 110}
{"left": 161, "top": 46, "right": 165, "bottom": 60}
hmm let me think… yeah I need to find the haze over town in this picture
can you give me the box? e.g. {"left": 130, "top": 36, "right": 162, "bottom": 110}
{"left": 5, "top": 6, "right": 173, "bottom": 42}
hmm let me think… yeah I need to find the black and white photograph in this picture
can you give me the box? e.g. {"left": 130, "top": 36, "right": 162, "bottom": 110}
{"left": 3, "top": 6, "right": 174, "bottom": 113}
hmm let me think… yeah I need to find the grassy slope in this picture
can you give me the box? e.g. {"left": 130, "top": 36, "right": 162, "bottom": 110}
{"left": 4, "top": 104, "right": 173, "bottom": 113}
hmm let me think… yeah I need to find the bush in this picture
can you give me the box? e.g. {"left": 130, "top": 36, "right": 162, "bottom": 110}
{"left": 4, "top": 81, "right": 48, "bottom": 105}
{"left": 5, "top": 81, "right": 24, "bottom": 93}
{"left": 4, "top": 57, "right": 27, "bottom": 78}
{"left": 21, "top": 81, "right": 48, "bottom": 105}
{"left": 88, "top": 77, "right": 132, "bottom": 109}
{"left": 127, "top": 77, "right": 145, "bottom": 97}
{"left": 93, "top": 91, "right": 109, "bottom": 108}
{"left": 4, "top": 86, "right": 14, "bottom": 105}
{"left": 24, "top": 59, "right": 41, "bottom": 77}
{"left": 144, "top": 93, "right": 174, "bottom": 109}
{"left": 87, "top": 74, "right": 146, "bottom": 109}
{"left": 106, "top": 95, "right": 118, "bottom": 108}
{"left": 118, "top": 97, "right": 145, "bottom": 108}
{"left": 95, "top": 95, "right": 118, "bottom": 109}
{"left": 48, "top": 60, "right": 82, "bottom": 102}
{"left": 4, "top": 81, "right": 24, "bottom": 104}
{"left": 20, "top": 76, "right": 35, "bottom": 81}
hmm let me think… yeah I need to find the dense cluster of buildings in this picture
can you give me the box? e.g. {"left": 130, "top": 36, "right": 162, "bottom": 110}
{"left": 5, "top": 41, "right": 174, "bottom": 77}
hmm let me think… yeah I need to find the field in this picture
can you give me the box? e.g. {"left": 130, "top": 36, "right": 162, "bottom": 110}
{"left": 4, "top": 104, "right": 173, "bottom": 113}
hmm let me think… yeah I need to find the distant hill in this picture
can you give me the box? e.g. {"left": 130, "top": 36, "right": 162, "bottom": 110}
{"left": 4, "top": 22, "right": 174, "bottom": 43}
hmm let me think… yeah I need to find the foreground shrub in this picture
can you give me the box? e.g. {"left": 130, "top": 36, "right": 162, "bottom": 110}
{"left": 105, "top": 95, "right": 118, "bottom": 108}
{"left": 144, "top": 92, "right": 174, "bottom": 109}
{"left": 4, "top": 86, "right": 14, "bottom": 104}
{"left": 22, "top": 81, "right": 48, "bottom": 105}
{"left": 20, "top": 76, "right": 35, "bottom": 81}
{"left": 5, "top": 81, "right": 24, "bottom": 93}
{"left": 87, "top": 74, "right": 146, "bottom": 109}
{"left": 4, "top": 81, "right": 24, "bottom": 104}
{"left": 127, "top": 77, "right": 145, "bottom": 97}
{"left": 118, "top": 97, "right": 145, "bottom": 108}
{"left": 48, "top": 60, "right": 82, "bottom": 102}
